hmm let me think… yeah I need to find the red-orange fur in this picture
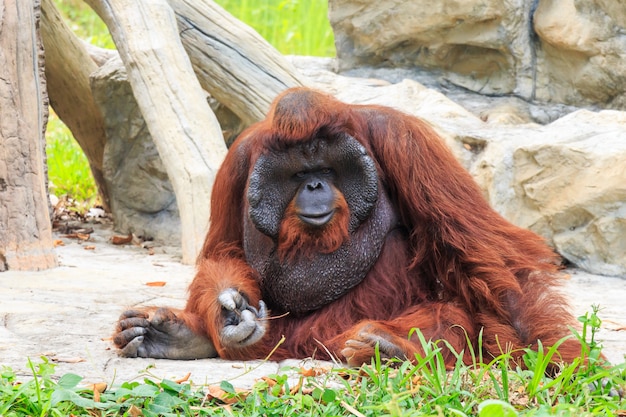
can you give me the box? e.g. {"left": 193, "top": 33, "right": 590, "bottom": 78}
{"left": 186, "top": 87, "right": 580, "bottom": 366}
{"left": 277, "top": 189, "right": 350, "bottom": 261}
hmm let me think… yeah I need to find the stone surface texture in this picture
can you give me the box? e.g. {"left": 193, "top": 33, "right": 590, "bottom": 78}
{"left": 329, "top": 0, "right": 626, "bottom": 109}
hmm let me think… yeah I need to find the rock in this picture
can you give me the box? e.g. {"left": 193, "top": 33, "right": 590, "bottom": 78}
{"left": 478, "top": 98, "right": 535, "bottom": 125}
{"left": 328, "top": 0, "right": 626, "bottom": 109}
{"left": 292, "top": 56, "right": 626, "bottom": 276}
{"left": 329, "top": 0, "right": 531, "bottom": 96}
{"left": 91, "top": 56, "right": 181, "bottom": 243}
{"left": 470, "top": 110, "right": 626, "bottom": 277}
{"left": 533, "top": 0, "right": 626, "bottom": 108}
{"left": 502, "top": 111, "right": 626, "bottom": 276}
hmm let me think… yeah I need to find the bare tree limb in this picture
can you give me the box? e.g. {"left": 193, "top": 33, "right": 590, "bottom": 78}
{"left": 0, "top": 0, "right": 57, "bottom": 271}
{"left": 168, "top": 0, "right": 309, "bottom": 124}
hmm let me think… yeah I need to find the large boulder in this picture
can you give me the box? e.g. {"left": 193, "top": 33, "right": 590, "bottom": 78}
{"left": 533, "top": 0, "right": 626, "bottom": 107}
{"left": 329, "top": 0, "right": 626, "bottom": 109}
{"left": 477, "top": 111, "right": 626, "bottom": 276}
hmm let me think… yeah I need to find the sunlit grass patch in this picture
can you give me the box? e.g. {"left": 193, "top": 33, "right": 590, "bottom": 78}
{"left": 215, "top": 0, "right": 335, "bottom": 57}
{"left": 46, "top": 112, "right": 97, "bottom": 204}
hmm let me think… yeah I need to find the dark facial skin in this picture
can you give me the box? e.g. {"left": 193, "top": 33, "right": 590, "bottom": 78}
{"left": 247, "top": 133, "right": 379, "bottom": 237}
{"left": 245, "top": 133, "right": 398, "bottom": 315}
{"left": 294, "top": 169, "right": 337, "bottom": 227}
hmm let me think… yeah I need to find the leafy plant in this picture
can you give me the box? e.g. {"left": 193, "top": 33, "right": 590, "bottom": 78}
{"left": 2, "top": 309, "right": 622, "bottom": 416}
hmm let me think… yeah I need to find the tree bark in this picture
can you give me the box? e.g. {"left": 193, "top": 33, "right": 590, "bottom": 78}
{"left": 168, "top": 0, "right": 308, "bottom": 124}
{"left": 85, "top": 0, "right": 227, "bottom": 264}
{"left": 40, "top": 0, "right": 111, "bottom": 210}
{"left": 0, "top": 0, "right": 57, "bottom": 271}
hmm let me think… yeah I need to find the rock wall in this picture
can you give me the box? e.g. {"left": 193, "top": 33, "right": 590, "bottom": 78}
{"left": 329, "top": 0, "right": 626, "bottom": 109}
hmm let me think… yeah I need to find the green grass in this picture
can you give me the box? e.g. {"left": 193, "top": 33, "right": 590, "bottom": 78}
{"left": 53, "top": 0, "right": 115, "bottom": 49}
{"left": 53, "top": 0, "right": 334, "bottom": 56}
{"left": 46, "top": 111, "right": 98, "bottom": 204}
{"left": 48, "top": 0, "right": 334, "bottom": 203}
{"left": 215, "top": 0, "right": 335, "bottom": 57}
{"left": 1, "top": 307, "right": 624, "bottom": 416}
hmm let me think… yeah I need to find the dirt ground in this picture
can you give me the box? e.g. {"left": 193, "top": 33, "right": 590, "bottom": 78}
{"left": 1, "top": 223, "right": 624, "bottom": 387}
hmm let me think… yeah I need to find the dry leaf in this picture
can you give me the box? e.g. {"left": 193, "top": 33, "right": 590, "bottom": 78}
{"left": 147, "top": 248, "right": 155, "bottom": 256}
{"left": 206, "top": 385, "right": 249, "bottom": 404}
{"left": 85, "top": 382, "right": 107, "bottom": 402}
{"left": 53, "top": 239, "right": 65, "bottom": 247}
{"left": 128, "top": 404, "right": 143, "bottom": 417}
{"left": 299, "top": 366, "right": 329, "bottom": 377}
{"left": 51, "top": 356, "right": 86, "bottom": 363}
{"left": 337, "top": 370, "right": 353, "bottom": 381}
{"left": 289, "top": 377, "right": 303, "bottom": 395}
{"left": 62, "top": 233, "right": 90, "bottom": 241}
{"left": 84, "top": 245, "right": 96, "bottom": 251}
{"left": 146, "top": 281, "right": 167, "bottom": 287}
{"left": 206, "top": 386, "right": 237, "bottom": 405}
{"left": 175, "top": 372, "right": 191, "bottom": 384}
{"left": 89, "top": 382, "right": 108, "bottom": 393}
{"left": 412, "top": 375, "right": 422, "bottom": 386}
{"left": 260, "top": 376, "right": 277, "bottom": 387}
{"left": 259, "top": 376, "right": 286, "bottom": 394}
{"left": 111, "top": 234, "right": 133, "bottom": 245}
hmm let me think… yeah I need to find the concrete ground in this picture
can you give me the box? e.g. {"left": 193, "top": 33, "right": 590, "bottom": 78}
{"left": 1, "top": 223, "right": 624, "bottom": 387}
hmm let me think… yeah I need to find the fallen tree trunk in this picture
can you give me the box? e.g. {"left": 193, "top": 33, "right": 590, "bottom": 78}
{"left": 168, "top": 0, "right": 308, "bottom": 124}
{"left": 41, "top": 0, "right": 111, "bottom": 210}
{"left": 85, "top": 0, "right": 227, "bottom": 264}
{"left": 0, "top": 0, "right": 57, "bottom": 271}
